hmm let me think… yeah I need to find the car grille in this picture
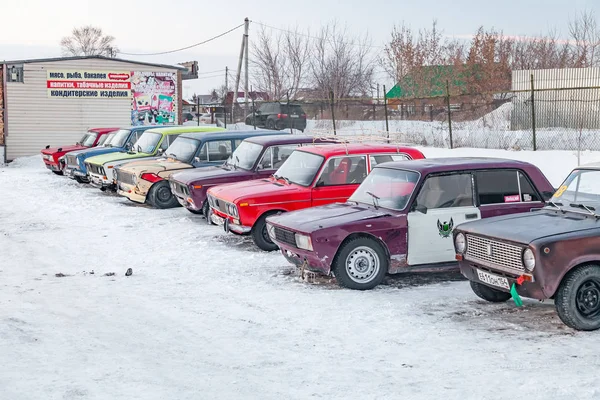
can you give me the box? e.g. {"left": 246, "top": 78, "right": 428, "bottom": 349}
{"left": 170, "top": 181, "right": 189, "bottom": 196}
{"left": 273, "top": 227, "right": 296, "bottom": 247}
{"left": 87, "top": 163, "right": 104, "bottom": 176}
{"left": 465, "top": 234, "right": 524, "bottom": 272}
{"left": 208, "top": 194, "right": 231, "bottom": 215}
{"left": 66, "top": 154, "right": 78, "bottom": 167}
{"left": 116, "top": 170, "right": 135, "bottom": 185}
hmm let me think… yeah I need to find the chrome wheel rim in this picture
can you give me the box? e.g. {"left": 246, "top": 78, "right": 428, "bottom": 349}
{"left": 345, "top": 246, "right": 380, "bottom": 284}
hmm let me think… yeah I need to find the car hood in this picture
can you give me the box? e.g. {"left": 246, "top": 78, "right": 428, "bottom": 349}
{"left": 170, "top": 166, "right": 252, "bottom": 185}
{"left": 208, "top": 178, "right": 308, "bottom": 203}
{"left": 267, "top": 202, "right": 392, "bottom": 233}
{"left": 86, "top": 151, "right": 153, "bottom": 166}
{"left": 78, "top": 147, "right": 122, "bottom": 159}
{"left": 42, "top": 144, "right": 85, "bottom": 155}
{"left": 118, "top": 158, "right": 192, "bottom": 176}
{"left": 458, "top": 209, "right": 600, "bottom": 244}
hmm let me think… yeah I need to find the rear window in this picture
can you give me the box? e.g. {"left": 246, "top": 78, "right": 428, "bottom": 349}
{"left": 281, "top": 105, "right": 304, "bottom": 115}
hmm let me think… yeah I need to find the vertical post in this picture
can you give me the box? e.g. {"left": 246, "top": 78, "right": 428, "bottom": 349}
{"left": 224, "top": 66, "right": 228, "bottom": 128}
{"left": 383, "top": 84, "right": 389, "bottom": 140}
{"left": 530, "top": 74, "right": 537, "bottom": 151}
{"left": 233, "top": 20, "right": 246, "bottom": 124}
{"left": 372, "top": 102, "right": 376, "bottom": 121}
{"left": 329, "top": 90, "right": 336, "bottom": 135}
{"left": 244, "top": 17, "right": 250, "bottom": 120}
{"left": 446, "top": 80, "right": 453, "bottom": 149}
{"left": 251, "top": 85, "right": 256, "bottom": 129}
{"left": 286, "top": 91, "right": 293, "bottom": 134}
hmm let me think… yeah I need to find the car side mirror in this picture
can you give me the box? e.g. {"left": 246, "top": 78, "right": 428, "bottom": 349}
{"left": 194, "top": 157, "right": 200, "bottom": 163}
{"left": 157, "top": 148, "right": 165, "bottom": 155}
{"left": 413, "top": 203, "right": 428, "bottom": 214}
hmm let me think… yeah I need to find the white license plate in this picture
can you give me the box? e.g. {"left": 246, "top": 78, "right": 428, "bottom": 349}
{"left": 476, "top": 269, "right": 510, "bottom": 290}
{"left": 211, "top": 214, "right": 224, "bottom": 226}
{"left": 290, "top": 115, "right": 299, "bottom": 118}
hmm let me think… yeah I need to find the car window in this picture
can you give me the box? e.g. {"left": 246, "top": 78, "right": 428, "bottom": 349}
{"left": 167, "top": 134, "right": 181, "bottom": 146}
{"left": 476, "top": 170, "right": 540, "bottom": 204}
{"left": 281, "top": 104, "right": 304, "bottom": 115}
{"left": 198, "top": 140, "right": 232, "bottom": 162}
{"left": 370, "top": 154, "right": 410, "bottom": 167}
{"left": 316, "top": 156, "right": 367, "bottom": 186}
{"left": 159, "top": 137, "right": 170, "bottom": 151}
{"left": 257, "top": 145, "right": 299, "bottom": 170}
{"left": 234, "top": 139, "right": 243, "bottom": 148}
{"left": 414, "top": 174, "right": 474, "bottom": 209}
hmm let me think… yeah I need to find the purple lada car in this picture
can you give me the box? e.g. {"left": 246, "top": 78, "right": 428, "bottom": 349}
{"left": 265, "top": 158, "right": 555, "bottom": 290}
{"left": 168, "top": 134, "right": 335, "bottom": 217}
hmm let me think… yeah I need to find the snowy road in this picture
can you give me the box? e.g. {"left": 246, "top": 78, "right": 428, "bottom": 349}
{"left": 1, "top": 148, "right": 600, "bottom": 400}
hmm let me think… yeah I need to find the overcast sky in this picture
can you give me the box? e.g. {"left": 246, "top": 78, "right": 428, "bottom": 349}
{"left": 1, "top": 0, "right": 599, "bottom": 99}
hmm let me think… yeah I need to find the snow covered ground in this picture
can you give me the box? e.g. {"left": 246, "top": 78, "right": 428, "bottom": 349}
{"left": 2, "top": 148, "right": 600, "bottom": 400}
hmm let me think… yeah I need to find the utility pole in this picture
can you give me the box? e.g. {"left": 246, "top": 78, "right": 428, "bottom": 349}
{"left": 224, "top": 66, "right": 228, "bottom": 128}
{"left": 244, "top": 17, "right": 250, "bottom": 119}
{"left": 233, "top": 18, "right": 247, "bottom": 124}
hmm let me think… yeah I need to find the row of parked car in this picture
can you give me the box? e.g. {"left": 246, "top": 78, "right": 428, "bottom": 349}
{"left": 41, "top": 126, "right": 600, "bottom": 331}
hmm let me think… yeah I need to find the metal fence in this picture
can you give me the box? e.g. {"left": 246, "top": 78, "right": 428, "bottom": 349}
{"left": 223, "top": 80, "right": 600, "bottom": 152}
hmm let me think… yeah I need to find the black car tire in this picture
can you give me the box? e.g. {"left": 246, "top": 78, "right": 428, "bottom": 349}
{"left": 187, "top": 208, "right": 203, "bottom": 215}
{"left": 555, "top": 264, "right": 600, "bottom": 331}
{"left": 74, "top": 176, "right": 88, "bottom": 184}
{"left": 332, "top": 237, "right": 388, "bottom": 290}
{"left": 275, "top": 120, "right": 283, "bottom": 130}
{"left": 52, "top": 170, "right": 63, "bottom": 176}
{"left": 266, "top": 120, "right": 275, "bottom": 130}
{"left": 202, "top": 200, "right": 215, "bottom": 225}
{"left": 251, "top": 214, "right": 279, "bottom": 252}
{"left": 470, "top": 281, "right": 511, "bottom": 302}
{"left": 147, "top": 181, "right": 180, "bottom": 209}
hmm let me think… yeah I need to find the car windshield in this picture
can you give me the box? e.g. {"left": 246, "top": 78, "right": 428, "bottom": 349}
{"left": 164, "top": 137, "right": 201, "bottom": 163}
{"left": 349, "top": 167, "right": 420, "bottom": 210}
{"left": 98, "top": 133, "right": 114, "bottom": 146}
{"left": 80, "top": 132, "right": 98, "bottom": 146}
{"left": 227, "top": 141, "right": 263, "bottom": 170}
{"left": 109, "top": 129, "right": 131, "bottom": 148}
{"left": 281, "top": 104, "right": 304, "bottom": 115}
{"left": 273, "top": 150, "right": 324, "bottom": 186}
{"left": 133, "top": 132, "right": 162, "bottom": 153}
{"left": 551, "top": 169, "right": 600, "bottom": 213}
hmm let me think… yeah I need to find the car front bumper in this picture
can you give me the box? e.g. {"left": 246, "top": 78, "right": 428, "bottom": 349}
{"left": 89, "top": 172, "right": 115, "bottom": 190}
{"left": 117, "top": 182, "right": 147, "bottom": 204}
{"left": 43, "top": 160, "right": 62, "bottom": 171}
{"left": 274, "top": 241, "right": 330, "bottom": 275}
{"left": 458, "top": 259, "right": 545, "bottom": 299}
{"left": 65, "top": 166, "right": 89, "bottom": 180}
{"left": 211, "top": 209, "right": 251, "bottom": 234}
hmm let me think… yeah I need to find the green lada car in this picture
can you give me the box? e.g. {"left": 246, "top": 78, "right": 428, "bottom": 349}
{"left": 85, "top": 126, "right": 224, "bottom": 190}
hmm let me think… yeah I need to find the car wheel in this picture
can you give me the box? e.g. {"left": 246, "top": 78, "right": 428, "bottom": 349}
{"left": 52, "top": 170, "right": 63, "bottom": 176}
{"left": 274, "top": 120, "right": 283, "bottom": 130}
{"left": 147, "top": 181, "right": 180, "bottom": 209}
{"left": 266, "top": 120, "right": 275, "bottom": 130}
{"left": 187, "top": 208, "right": 203, "bottom": 215}
{"left": 202, "top": 200, "right": 215, "bottom": 225}
{"left": 251, "top": 214, "right": 279, "bottom": 251}
{"left": 332, "top": 237, "right": 387, "bottom": 290}
{"left": 469, "top": 281, "right": 511, "bottom": 302}
{"left": 555, "top": 264, "right": 600, "bottom": 331}
{"left": 74, "top": 176, "right": 87, "bottom": 184}
{"left": 245, "top": 117, "right": 252, "bottom": 126}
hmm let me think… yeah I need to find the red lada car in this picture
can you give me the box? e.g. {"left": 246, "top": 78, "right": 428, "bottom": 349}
{"left": 41, "top": 127, "right": 118, "bottom": 174}
{"left": 207, "top": 144, "right": 425, "bottom": 251}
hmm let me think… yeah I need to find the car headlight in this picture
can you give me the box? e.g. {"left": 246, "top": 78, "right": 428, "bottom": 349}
{"left": 523, "top": 248, "right": 535, "bottom": 272}
{"left": 454, "top": 233, "right": 466, "bottom": 254}
{"left": 112, "top": 169, "right": 117, "bottom": 179}
{"left": 227, "top": 203, "right": 238, "bottom": 217}
{"left": 295, "top": 233, "right": 313, "bottom": 251}
{"left": 266, "top": 223, "right": 275, "bottom": 240}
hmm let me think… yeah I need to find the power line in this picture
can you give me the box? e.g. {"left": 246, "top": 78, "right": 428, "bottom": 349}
{"left": 251, "top": 20, "right": 385, "bottom": 50}
{"left": 196, "top": 73, "right": 229, "bottom": 80}
{"left": 119, "top": 23, "right": 245, "bottom": 56}
{"left": 198, "top": 68, "right": 226, "bottom": 75}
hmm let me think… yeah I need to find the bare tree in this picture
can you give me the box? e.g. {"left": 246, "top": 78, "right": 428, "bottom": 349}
{"left": 309, "top": 22, "right": 375, "bottom": 100}
{"left": 251, "top": 26, "right": 310, "bottom": 100}
{"left": 512, "top": 30, "right": 574, "bottom": 70}
{"left": 210, "top": 85, "right": 229, "bottom": 104}
{"left": 568, "top": 10, "right": 600, "bottom": 67}
{"left": 60, "top": 26, "right": 118, "bottom": 57}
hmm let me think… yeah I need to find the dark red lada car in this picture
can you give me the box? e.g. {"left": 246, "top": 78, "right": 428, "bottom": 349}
{"left": 41, "top": 127, "right": 118, "bottom": 174}
{"left": 169, "top": 134, "right": 336, "bottom": 216}
{"left": 207, "top": 144, "right": 426, "bottom": 251}
{"left": 266, "top": 158, "right": 555, "bottom": 290}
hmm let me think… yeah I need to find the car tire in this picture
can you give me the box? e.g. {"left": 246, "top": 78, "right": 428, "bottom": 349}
{"left": 52, "top": 170, "right": 63, "bottom": 176}
{"left": 274, "top": 120, "right": 283, "bottom": 130}
{"left": 202, "top": 200, "right": 215, "bottom": 225}
{"left": 251, "top": 214, "right": 279, "bottom": 252}
{"left": 332, "top": 237, "right": 388, "bottom": 290}
{"left": 266, "top": 120, "right": 275, "bottom": 130}
{"left": 245, "top": 117, "right": 252, "bottom": 126}
{"left": 187, "top": 208, "right": 203, "bottom": 215}
{"left": 555, "top": 264, "right": 600, "bottom": 331}
{"left": 469, "top": 281, "right": 511, "bottom": 302}
{"left": 147, "top": 181, "right": 180, "bottom": 209}
{"left": 74, "top": 176, "right": 87, "bottom": 184}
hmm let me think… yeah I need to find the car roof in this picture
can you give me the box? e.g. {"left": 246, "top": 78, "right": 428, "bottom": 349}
{"left": 376, "top": 157, "right": 536, "bottom": 173}
{"left": 178, "top": 129, "right": 284, "bottom": 141}
{"left": 144, "top": 126, "right": 224, "bottom": 136}
{"left": 89, "top": 128, "right": 120, "bottom": 134}
{"left": 244, "top": 134, "right": 331, "bottom": 146}
{"left": 577, "top": 162, "right": 600, "bottom": 170}
{"left": 297, "top": 143, "right": 416, "bottom": 157}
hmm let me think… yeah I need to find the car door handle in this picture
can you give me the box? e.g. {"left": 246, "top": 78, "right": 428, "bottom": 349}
{"left": 465, "top": 213, "right": 478, "bottom": 219}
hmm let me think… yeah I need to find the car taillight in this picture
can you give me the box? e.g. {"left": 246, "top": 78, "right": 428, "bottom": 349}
{"left": 277, "top": 113, "right": 288, "bottom": 119}
{"left": 140, "top": 173, "right": 163, "bottom": 183}
{"left": 301, "top": 113, "right": 306, "bottom": 118}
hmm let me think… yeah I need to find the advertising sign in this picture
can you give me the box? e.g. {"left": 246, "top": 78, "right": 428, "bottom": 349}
{"left": 130, "top": 71, "right": 177, "bottom": 126}
{"left": 46, "top": 70, "right": 131, "bottom": 98}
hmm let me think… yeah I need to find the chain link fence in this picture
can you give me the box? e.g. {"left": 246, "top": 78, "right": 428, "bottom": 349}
{"left": 222, "top": 82, "right": 600, "bottom": 151}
